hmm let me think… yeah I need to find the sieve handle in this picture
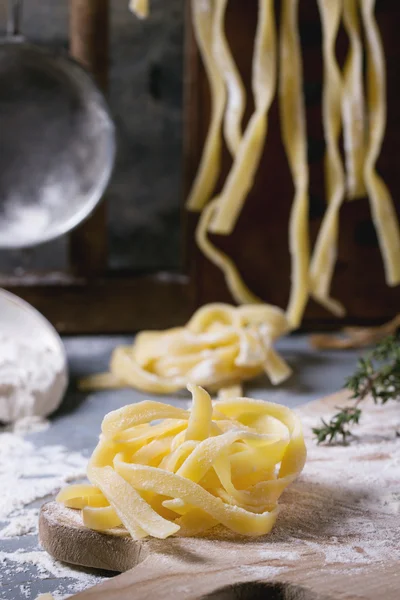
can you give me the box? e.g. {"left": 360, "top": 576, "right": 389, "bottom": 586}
{"left": 7, "top": 0, "right": 22, "bottom": 37}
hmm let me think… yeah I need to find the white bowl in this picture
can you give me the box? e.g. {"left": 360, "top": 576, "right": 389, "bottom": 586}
{"left": 0, "top": 288, "right": 68, "bottom": 423}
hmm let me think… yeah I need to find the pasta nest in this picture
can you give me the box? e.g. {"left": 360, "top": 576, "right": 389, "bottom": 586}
{"left": 80, "top": 304, "right": 292, "bottom": 395}
{"left": 57, "top": 385, "right": 306, "bottom": 539}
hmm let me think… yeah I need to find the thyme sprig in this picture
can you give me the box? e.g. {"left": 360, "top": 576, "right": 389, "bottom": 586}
{"left": 313, "top": 334, "right": 400, "bottom": 444}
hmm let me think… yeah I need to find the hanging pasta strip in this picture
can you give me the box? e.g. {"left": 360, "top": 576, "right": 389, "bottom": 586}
{"left": 360, "top": 0, "right": 400, "bottom": 286}
{"left": 213, "top": 0, "right": 246, "bottom": 156}
{"left": 309, "top": 0, "right": 345, "bottom": 317}
{"left": 186, "top": 0, "right": 226, "bottom": 212}
{"left": 129, "top": 0, "right": 149, "bottom": 19}
{"left": 342, "top": 0, "right": 366, "bottom": 200}
{"left": 208, "top": 0, "right": 277, "bottom": 235}
{"left": 279, "top": 0, "right": 310, "bottom": 329}
{"left": 196, "top": 199, "right": 261, "bottom": 305}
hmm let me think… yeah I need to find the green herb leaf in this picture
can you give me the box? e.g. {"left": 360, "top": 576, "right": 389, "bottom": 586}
{"left": 313, "top": 334, "right": 400, "bottom": 444}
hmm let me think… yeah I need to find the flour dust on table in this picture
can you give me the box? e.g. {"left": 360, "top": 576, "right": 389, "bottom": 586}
{"left": 0, "top": 430, "right": 107, "bottom": 599}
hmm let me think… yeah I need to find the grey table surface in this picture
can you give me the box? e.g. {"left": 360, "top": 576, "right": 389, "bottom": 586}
{"left": 0, "top": 334, "right": 363, "bottom": 600}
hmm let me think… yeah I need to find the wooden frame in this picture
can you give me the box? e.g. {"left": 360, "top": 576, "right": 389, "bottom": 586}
{"left": 2, "top": 0, "right": 400, "bottom": 333}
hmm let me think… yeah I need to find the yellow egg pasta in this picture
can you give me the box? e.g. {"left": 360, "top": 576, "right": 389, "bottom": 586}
{"left": 57, "top": 386, "right": 306, "bottom": 539}
{"left": 129, "top": 0, "right": 149, "bottom": 19}
{"left": 208, "top": 0, "right": 277, "bottom": 235}
{"left": 186, "top": 0, "right": 226, "bottom": 212}
{"left": 342, "top": 0, "right": 366, "bottom": 200}
{"left": 213, "top": 0, "right": 246, "bottom": 157}
{"left": 309, "top": 313, "right": 400, "bottom": 350}
{"left": 309, "top": 0, "right": 346, "bottom": 318}
{"left": 360, "top": 0, "right": 400, "bottom": 286}
{"left": 79, "top": 303, "right": 292, "bottom": 395}
{"left": 279, "top": 0, "right": 310, "bottom": 329}
{"left": 196, "top": 200, "right": 262, "bottom": 305}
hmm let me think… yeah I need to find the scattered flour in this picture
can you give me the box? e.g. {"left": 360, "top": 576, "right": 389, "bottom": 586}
{"left": 257, "top": 549, "right": 300, "bottom": 562}
{"left": 0, "top": 430, "right": 104, "bottom": 599}
{"left": 238, "top": 565, "right": 286, "bottom": 579}
{"left": 0, "top": 546, "right": 105, "bottom": 599}
{"left": 1, "top": 417, "right": 50, "bottom": 436}
{"left": 0, "top": 549, "right": 101, "bottom": 585}
{"left": 0, "top": 508, "right": 39, "bottom": 539}
{"left": 0, "top": 334, "right": 67, "bottom": 424}
{"left": 272, "top": 399, "right": 400, "bottom": 569}
{"left": 0, "top": 433, "right": 87, "bottom": 522}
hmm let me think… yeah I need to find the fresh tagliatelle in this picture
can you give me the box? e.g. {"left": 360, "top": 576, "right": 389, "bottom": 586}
{"left": 207, "top": 0, "right": 276, "bottom": 236}
{"left": 57, "top": 386, "right": 306, "bottom": 539}
{"left": 193, "top": 0, "right": 277, "bottom": 306}
{"left": 129, "top": 0, "right": 149, "bottom": 20}
{"left": 309, "top": 0, "right": 346, "bottom": 318}
{"left": 341, "top": 0, "right": 366, "bottom": 200}
{"left": 128, "top": 0, "right": 400, "bottom": 326}
{"left": 360, "top": 0, "right": 400, "bottom": 286}
{"left": 279, "top": 0, "right": 310, "bottom": 329}
{"left": 213, "top": 0, "right": 246, "bottom": 157}
{"left": 80, "top": 304, "right": 292, "bottom": 395}
{"left": 186, "top": 0, "right": 226, "bottom": 212}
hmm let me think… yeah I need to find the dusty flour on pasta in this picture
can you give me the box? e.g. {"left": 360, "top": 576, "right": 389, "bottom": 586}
{"left": 0, "top": 333, "right": 66, "bottom": 424}
{"left": 0, "top": 431, "right": 106, "bottom": 598}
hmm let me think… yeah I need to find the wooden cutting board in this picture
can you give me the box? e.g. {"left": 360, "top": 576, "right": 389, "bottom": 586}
{"left": 39, "top": 391, "right": 400, "bottom": 599}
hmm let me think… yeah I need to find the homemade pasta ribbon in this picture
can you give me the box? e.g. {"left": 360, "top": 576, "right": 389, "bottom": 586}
{"left": 214, "top": 0, "right": 246, "bottom": 157}
{"left": 208, "top": 0, "right": 277, "bottom": 235}
{"left": 129, "top": 0, "right": 149, "bottom": 19}
{"left": 342, "top": 0, "right": 366, "bottom": 200}
{"left": 79, "top": 303, "right": 292, "bottom": 395}
{"left": 361, "top": 0, "right": 400, "bottom": 286}
{"left": 279, "top": 0, "right": 310, "bottom": 329}
{"left": 186, "top": 0, "right": 226, "bottom": 212}
{"left": 196, "top": 200, "right": 262, "bottom": 306}
{"left": 309, "top": 0, "right": 346, "bottom": 318}
{"left": 57, "top": 386, "right": 306, "bottom": 539}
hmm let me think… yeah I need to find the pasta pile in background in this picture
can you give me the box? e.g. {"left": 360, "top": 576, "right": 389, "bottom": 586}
{"left": 80, "top": 304, "right": 292, "bottom": 393}
{"left": 185, "top": 0, "right": 400, "bottom": 321}
{"left": 58, "top": 386, "right": 306, "bottom": 539}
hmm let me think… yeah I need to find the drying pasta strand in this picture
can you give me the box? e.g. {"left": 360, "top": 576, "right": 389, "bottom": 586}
{"left": 342, "top": 0, "right": 366, "bottom": 200}
{"left": 309, "top": 313, "right": 400, "bottom": 350}
{"left": 196, "top": 200, "right": 262, "bottom": 305}
{"left": 360, "top": 0, "right": 400, "bottom": 286}
{"left": 129, "top": 0, "right": 149, "bottom": 19}
{"left": 213, "top": 0, "right": 246, "bottom": 156}
{"left": 309, "top": 0, "right": 346, "bottom": 317}
{"left": 279, "top": 0, "right": 310, "bottom": 329}
{"left": 209, "top": 0, "right": 277, "bottom": 235}
{"left": 58, "top": 386, "right": 306, "bottom": 539}
{"left": 186, "top": 0, "right": 226, "bottom": 212}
